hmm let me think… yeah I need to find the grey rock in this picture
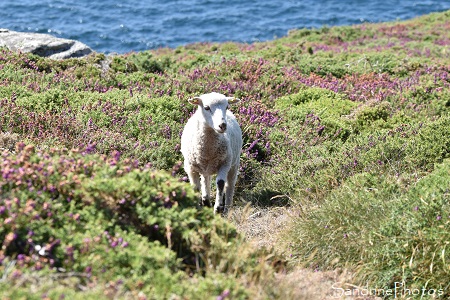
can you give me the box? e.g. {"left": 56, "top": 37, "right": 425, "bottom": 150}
{"left": 0, "top": 28, "right": 94, "bottom": 59}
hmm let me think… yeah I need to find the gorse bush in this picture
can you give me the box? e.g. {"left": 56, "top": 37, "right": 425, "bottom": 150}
{"left": 0, "top": 144, "right": 278, "bottom": 299}
{"left": 1, "top": 9, "right": 450, "bottom": 299}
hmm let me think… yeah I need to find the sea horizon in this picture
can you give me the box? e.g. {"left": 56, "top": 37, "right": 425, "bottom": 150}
{"left": 1, "top": 0, "right": 450, "bottom": 53}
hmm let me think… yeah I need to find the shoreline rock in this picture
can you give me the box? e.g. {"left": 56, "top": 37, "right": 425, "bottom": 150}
{"left": 0, "top": 28, "right": 94, "bottom": 59}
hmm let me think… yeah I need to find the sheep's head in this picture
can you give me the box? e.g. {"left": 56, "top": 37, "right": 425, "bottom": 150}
{"left": 188, "top": 92, "right": 240, "bottom": 134}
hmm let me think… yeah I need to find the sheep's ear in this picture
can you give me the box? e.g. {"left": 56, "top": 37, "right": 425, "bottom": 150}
{"left": 188, "top": 97, "right": 202, "bottom": 105}
{"left": 226, "top": 97, "right": 240, "bottom": 104}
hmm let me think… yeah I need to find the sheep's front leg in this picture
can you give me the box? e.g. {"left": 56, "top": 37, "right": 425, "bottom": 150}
{"left": 214, "top": 166, "right": 229, "bottom": 214}
{"left": 200, "top": 175, "right": 211, "bottom": 207}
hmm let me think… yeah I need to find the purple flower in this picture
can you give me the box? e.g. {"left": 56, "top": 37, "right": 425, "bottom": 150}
{"left": 222, "top": 290, "right": 230, "bottom": 298}
{"left": 84, "top": 142, "right": 97, "bottom": 154}
{"left": 17, "top": 142, "right": 25, "bottom": 151}
{"left": 112, "top": 150, "right": 121, "bottom": 162}
{"left": 66, "top": 246, "right": 74, "bottom": 255}
{"left": 11, "top": 270, "right": 21, "bottom": 278}
{"left": 436, "top": 215, "right": 442, "bottom": 220}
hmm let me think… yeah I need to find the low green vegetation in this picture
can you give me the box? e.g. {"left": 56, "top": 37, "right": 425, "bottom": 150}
{"left": 1, "top": 10, "right": 450, "bottom": 299}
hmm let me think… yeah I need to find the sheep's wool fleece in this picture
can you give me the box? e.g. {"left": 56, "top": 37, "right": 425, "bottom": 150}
{"left": 181, "top": 110, "right": 241, "bottom": 175}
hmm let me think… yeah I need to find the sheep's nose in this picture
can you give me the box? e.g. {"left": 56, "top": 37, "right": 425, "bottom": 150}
{"left": 219, "top": 123, "right": 227, "bottom": 131}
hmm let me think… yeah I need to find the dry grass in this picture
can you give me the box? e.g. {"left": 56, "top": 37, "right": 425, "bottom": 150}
{"left": 274, "top": 268, "right": 382, "bottom": 300}
{"left": 229, "top": 204, "right": 381, "bottom": 300}
{"left": 228, "top": 204, "right": 293, "bottom": 250}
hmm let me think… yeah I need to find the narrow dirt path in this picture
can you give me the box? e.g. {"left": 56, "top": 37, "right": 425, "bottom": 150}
{"left": 229, "top": 206, "right": 381, "bottom": 300}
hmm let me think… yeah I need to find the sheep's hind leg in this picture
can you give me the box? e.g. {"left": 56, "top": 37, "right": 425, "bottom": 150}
{"left": 200, "top": 175, "right": 211, "bottom": 207}
{"left": 187, "top": 170, "right": 200, "bottom": 191}
{"left": 223, "top": 165, "right": 239, "bottom": 214}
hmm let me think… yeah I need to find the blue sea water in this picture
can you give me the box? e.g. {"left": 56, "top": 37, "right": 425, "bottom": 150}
{"left": 1, "top": 0, "right": 450, "bottom": 54}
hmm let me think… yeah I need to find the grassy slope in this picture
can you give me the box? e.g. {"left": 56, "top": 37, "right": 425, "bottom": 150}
{"left": 1, "top": 10, "right": 450, "bottom": 299}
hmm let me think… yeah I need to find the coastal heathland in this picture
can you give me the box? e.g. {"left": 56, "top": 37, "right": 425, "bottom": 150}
{"left": 1, "top": 10, "right": 449, "bottom": 299}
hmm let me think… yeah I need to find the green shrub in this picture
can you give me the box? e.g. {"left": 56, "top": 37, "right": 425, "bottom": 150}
{"left": 405, "top": 115, "right": 450, "bottom": 170}
{"left": 276, "top": 88, "right": 355, "bottom": 139}
{"left": 352, "top": 101, "right": 391, "bottom": 132}
{"left": 0, "top": 145, "right": 281, "bottom": 299}
{"left": 110, "top": 56, "right": 138, "bottom": 73}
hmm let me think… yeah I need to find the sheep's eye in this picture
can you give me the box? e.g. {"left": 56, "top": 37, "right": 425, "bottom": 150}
{"left": 204, "top": 106, "right": 210, "bottom": 111}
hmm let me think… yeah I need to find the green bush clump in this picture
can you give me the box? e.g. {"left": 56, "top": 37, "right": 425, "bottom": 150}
{"left": 110, "top": 52, "right": 168, "bottom": 74}
{"left": 352, "top": 101, "right": 391, "bottom": 132}
{"left": 276, "top": 87, "right": 356, "bottom": 139}
{"left": 110, "top": 56, "right": 139, "bottom": 73}
{"left": 0, "top": 144, "right": 279, "bottom": 299}
{"left": 405, "top": 115, "right": 450, "bottom": 170}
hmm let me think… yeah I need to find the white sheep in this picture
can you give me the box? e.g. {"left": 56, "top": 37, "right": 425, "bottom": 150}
{"left": 181, "top": 92, "right": 242, "bottom": 214}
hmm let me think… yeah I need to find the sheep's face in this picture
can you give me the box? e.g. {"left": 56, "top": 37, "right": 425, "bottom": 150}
{"left": 189, "top": 92, "right": 240, "bottom": 134}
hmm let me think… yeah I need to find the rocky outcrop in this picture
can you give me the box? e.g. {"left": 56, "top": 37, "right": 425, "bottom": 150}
{"left": 0, "top": 28, "right": 94, "bottom": 59}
